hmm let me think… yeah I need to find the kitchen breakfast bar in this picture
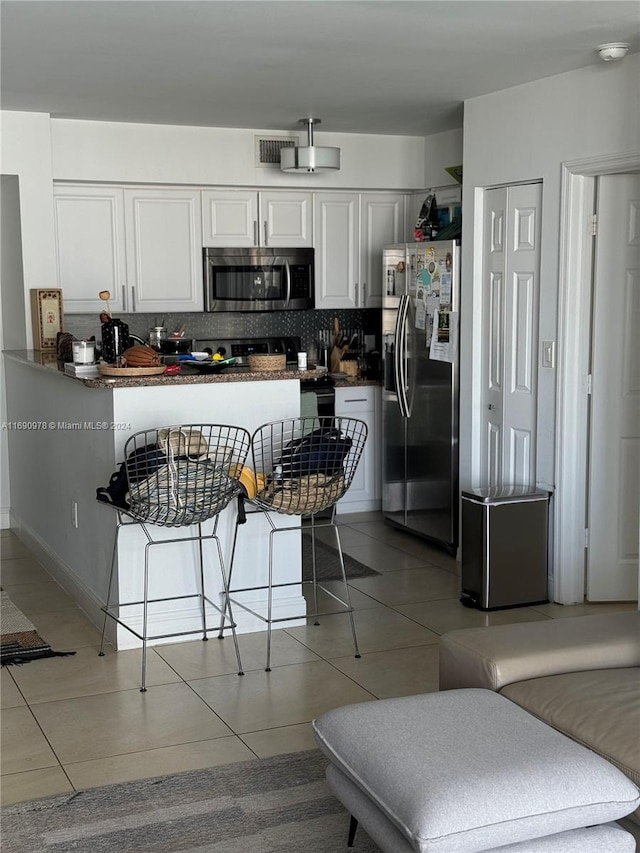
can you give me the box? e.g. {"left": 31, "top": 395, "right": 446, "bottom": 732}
{"left": 3, "top": 351, "right": 329, "bottom": 649}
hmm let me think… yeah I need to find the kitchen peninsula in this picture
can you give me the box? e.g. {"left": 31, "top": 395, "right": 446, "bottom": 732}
{"left": 3, "top": 351, "right": 335, "bottom": 648}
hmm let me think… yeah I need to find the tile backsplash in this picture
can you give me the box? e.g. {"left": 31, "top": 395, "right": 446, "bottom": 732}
{"left": 66, "top": 308, "right": 382, "bottom": 359}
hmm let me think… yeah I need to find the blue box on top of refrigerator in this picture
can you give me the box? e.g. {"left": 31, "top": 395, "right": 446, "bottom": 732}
{"left": 382, "top": 241, "right": 460, "bottom": 555}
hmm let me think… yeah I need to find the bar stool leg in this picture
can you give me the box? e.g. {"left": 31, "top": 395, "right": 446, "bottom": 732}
{"left": 140, "top": 538, "right": 153, "bottom": 692}
{"left": 332, "top": 523, "right": 361, "bottom": 660}
{"left": 309, "top": 517, "right": 320, "bottom": 625}
{"left": 196, "top": 522, "right": 208, "bottom": 641}
{"left": 266, "top": 526, "right": 276, "bottom": 672}
{"left": 99, "top": 515, "right": 122, "bottom": 657}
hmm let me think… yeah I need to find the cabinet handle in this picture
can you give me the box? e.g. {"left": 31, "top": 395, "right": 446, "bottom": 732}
{"left": 362, "top": 282, "right": 367, "bottom": 307}
{"left": 131, "top": 286, "right": 136, "bottom": 312}
{"left": 354, "top": 282, "right": 359, "bottom": 306}
{"left": 253, "top": 220, "right": 258, "bottom": 246}
{"left": 122, "top": 285, "right": 126, "bottom": 311}
{"left": 344, "top": 398, "right": 368, "bottom": 403}
{"left": 263, "top": 220, "right": 268, "bottom": 246}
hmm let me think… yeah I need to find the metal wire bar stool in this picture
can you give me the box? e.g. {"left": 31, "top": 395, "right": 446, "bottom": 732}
{"left": 97, "top": 423, "right": 251, "bottom": 691}
{"left": 223, "top": 416, "right": 367, "bottom": 671}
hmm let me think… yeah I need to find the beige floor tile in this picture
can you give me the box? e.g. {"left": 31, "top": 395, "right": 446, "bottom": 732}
{"left": 329, "top": 644, "right": 441, "bottom": 699}
{"left": 0, "top": 671, "right": 25, "bottom": 709}
{"left": 395, "top": 598, "right": 551, "bottom": 634}
{"left": 240, "top": 722, "right": 317, "bottom": 758}
{"left": 0, "top": 537, "right": 32, "bottom": 559}
{"left": 156, "top": 629, "right": 320, "bottom": 680}
{"left": 30, "top": 681, "right": 233, "bottom": 764}
{"left": 9, "top": 645, "right": 182, "bottom": 704}
{"left": 348, "top": 566, "right": 460, "bottom": 606}
{"left": 396, "top": 541, "right": 461, "bottom": 575}
{"left": 303, "top": 581, "right": 384, "bottom": 612}
{"left": 309, "top": 524, "right": 381, "bottom": 551}
{"left": 336, "top": 511, "right": 384, "bottom": 525}
{"left": 65, "top": 735, "right": 255, "bottom": 789}
{"left": 1, "top": 706, "right": 59, "bottom": 775}
{"left": 4, "top": 581, "right": 75, "bottom": 617}
{"left": 190, "top": 660, "right": 374, "bottom": 733}
{"left": 531, "top": 601, "right": 639, "bottom": 618}
{"left": 1, "top": 556, "right": 51, "bottom": 586}
{"left": 285, "top": 606, "right": 440, "bottom": 658}
{"left": 28, "top": 606, "right": 103, "bottom": 650}
{"left": 342, "top": 542, "right": 429, "bottom": 573}
{"left": 1, "top": 766, "right": 73, "bottom": 806}
{"left": 347, "top": 520, "right": 426, "bottom": 548}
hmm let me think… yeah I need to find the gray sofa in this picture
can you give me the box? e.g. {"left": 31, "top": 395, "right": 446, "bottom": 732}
{"left": 439, "top": 610, "right": 640, "bottom": 835}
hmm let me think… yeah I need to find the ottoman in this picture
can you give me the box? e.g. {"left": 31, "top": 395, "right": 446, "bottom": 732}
{"left": 312, "top": 689, "right": 640, "bottom": 852}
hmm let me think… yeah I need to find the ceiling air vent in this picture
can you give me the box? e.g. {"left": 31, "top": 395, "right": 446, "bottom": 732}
{"left": 255, "top": 135, "right": 297, "bottom": 168}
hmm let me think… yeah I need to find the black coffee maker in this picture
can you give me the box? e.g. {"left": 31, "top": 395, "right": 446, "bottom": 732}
{"left": 101, "top": 318, "right": 130, "bottom": 364}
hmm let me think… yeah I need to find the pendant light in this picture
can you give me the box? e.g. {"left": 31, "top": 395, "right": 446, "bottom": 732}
{"left": 280, "top": 118, "right": 341, "bottom": 173}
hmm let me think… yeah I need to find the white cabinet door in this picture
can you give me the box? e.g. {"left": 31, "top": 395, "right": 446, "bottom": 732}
{"left": 124, "top": 188, "right": 203, "bottom": 313}
{"left": 261, "top": 191, "right": 313, "bottom": 247}
{"left": 202, "top": 190, "right": 258, "bottom": 247}
{"left": 360, "top": 194, "right": 405, "bottom": 308}
{"left": 203, "top": 190, "right": 312, "bottom": 248}
{"left": 335, "top": 386, "right": 381, "bottom": 514}
{"left": 53, "top": 185, "right": 127, "bottom": 314}
{"left": 314, "top": 193, "right": 360, "bottom": 309}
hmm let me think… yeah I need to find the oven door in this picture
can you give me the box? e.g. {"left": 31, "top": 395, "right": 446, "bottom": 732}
{"left": 204, "top": 248, "right": 314, "bottom": 312}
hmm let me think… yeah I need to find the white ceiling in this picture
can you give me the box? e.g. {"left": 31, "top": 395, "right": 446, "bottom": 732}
{"left": 1, "top": 1, "right": 638, "bottom": 137}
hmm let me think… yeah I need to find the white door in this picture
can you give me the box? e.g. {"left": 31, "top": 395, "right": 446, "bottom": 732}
{"left": 480, "top": 183, "right": 542, "bottom": 487}
{"left": 124, "top": 188, "right": 203, "bottom": 313}
{"left": 314, "top": 193, "right": 360, "bottom": 309}
{"left": 53, "top": 185, "right": 127, "bottom": 314}
{"left": 260, "top": 192, "right": 313, "bottom": 248}
{"left": 360, "top": 194, "right": 406, "bottom": 307}
{"left": 587, "top": 173, "right": 640, "bottom": 601}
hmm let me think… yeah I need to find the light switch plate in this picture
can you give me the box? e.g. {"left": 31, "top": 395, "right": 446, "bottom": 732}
{"left": 542, "top": 340, "right": 555, "bottom": 369}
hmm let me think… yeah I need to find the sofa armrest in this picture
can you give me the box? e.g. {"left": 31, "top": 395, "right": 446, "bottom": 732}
{"left": 439, "top": 611, "right": 640, "bottom": 692}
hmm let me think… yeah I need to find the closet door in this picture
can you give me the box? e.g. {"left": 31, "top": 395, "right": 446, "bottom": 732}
{"left": 480, "top": 183, "right": 542, "bottom": 488}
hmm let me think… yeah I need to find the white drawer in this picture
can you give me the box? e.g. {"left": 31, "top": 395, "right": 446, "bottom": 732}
{"left": 335, "top": 385, "right": 376, "bottom": 414}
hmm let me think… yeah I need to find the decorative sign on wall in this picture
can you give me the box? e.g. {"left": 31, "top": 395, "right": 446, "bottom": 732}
{"left": 30, "top": 288, "right": 64, "bottom": 349}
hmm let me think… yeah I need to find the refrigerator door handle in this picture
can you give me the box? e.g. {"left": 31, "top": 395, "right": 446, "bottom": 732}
{"left": 393, "top": 302, "right": 405, "bottom": 417}
{"left": 396, "top": 294, "right": 410, "bottom": 418}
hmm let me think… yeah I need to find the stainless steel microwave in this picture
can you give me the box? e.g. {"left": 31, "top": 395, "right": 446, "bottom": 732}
{"left": 203, "top": 247, "right": 314, "bottom": 312}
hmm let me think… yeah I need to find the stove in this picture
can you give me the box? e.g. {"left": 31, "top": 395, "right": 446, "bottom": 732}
{"left": 193, "top": 336, "right": 301, "bottom": 367}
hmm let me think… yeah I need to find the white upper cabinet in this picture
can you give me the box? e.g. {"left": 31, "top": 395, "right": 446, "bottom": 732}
{"left": 55, "top": 185, "right": 203, "bottom": 313}
{"left": 360, "top": 194, "right": 406, "bottom": 308}
{"left": 202, "top": 190, "right": 312, "bottom": 248}
{"left": 315, "top": 192, "right": 406, "bottom": 310}
{"left": 123, "top": 188, "right": 203, "bottom": 313}
{"left": 53, "top": 185, "right": 127, "bottom": 314}
{"left": 314, "top": 193, "right": 360, "bottom": 310}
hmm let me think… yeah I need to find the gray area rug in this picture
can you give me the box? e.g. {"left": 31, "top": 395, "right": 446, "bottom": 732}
{"left": 2, "top": 750, "right": 382, "bottom": 853}
{"left": 302, "top": 531, "right": 378, "bottom": 581}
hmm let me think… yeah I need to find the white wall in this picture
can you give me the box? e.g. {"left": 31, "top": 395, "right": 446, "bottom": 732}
{"left": 50, "top": 119, "right": 427, "bottom": 190}
{"left": 459, "top": 56, "right": 640, "bottom": 498}
{"left": 423, "top": 129, "right": 463, "bottom": 189}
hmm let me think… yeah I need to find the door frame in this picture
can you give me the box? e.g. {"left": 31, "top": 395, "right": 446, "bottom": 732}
{"left": 554, "top": 151, "right": 640, "bottom": 604}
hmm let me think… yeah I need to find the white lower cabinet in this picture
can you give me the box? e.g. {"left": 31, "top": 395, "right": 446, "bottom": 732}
{"left": 335, "top": 385, "right": 381, "bottom": 514}
{"left": 54, "top": 185, "right": 203, "bottom": 313}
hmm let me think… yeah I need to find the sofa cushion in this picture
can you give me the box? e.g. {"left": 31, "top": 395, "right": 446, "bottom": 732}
{"left": 313, "top": 688, "right": 640, "bottom": 853}
{"left": 501, "top": 667, "right": 640, "bottom": 824}
{"left": 439, "top": 612, "right": 640, "bottom": 692}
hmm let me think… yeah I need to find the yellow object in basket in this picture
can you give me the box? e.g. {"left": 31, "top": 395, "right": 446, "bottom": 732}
{"left": 212, "top": 352, "right": 224, "bottom": 362}
{"left": 229, "top": 465, "right": 266, "bottom": 499}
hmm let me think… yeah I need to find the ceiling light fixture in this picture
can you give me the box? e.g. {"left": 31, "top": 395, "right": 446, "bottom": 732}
{"left": 280, "top": 118, "right": 340, "bottom": 173}
{"left": 596, "top": 42, "right": 630, "bottom": 61}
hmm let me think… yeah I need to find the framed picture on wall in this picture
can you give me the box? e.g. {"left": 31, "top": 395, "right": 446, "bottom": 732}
{"left": 30, "top": 288, "right": 64, "bottom": 349}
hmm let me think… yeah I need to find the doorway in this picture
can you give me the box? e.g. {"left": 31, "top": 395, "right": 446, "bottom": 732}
{"left": 555, "top": 154, "right": 640, "bottom": 605}
{"left": 586, "top": 173, "right": 640, "bottom": 601}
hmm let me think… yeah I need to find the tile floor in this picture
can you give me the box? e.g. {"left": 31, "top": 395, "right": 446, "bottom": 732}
{"left": 1, "top": 516, "right": 636, "bottom": 806}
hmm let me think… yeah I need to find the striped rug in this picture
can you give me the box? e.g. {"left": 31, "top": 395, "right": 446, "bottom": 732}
{"left": 0, "top": 590, "right": 75, "bottom": 666}
{"left": 2, "top": 750, "right": 382, "bottom": 852}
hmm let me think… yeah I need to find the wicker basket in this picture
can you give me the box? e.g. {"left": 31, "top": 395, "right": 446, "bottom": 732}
{"left": 248, "top": 353, "right": 286, "bottom": 372}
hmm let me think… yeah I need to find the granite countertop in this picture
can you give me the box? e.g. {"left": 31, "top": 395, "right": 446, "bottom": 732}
{"left": 4, "top": 350, "right": 381, "bottom": 389}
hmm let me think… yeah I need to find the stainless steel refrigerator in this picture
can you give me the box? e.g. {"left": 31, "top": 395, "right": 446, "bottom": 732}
{"left": 382, "top": 241, "right": 460, "bottom": 554}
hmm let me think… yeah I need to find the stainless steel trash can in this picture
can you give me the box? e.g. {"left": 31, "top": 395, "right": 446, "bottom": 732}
{"left": 461, "top": 486, "right": 549, "bottom": 610}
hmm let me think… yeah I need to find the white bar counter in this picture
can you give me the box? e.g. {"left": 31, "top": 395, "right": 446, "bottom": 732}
{"left": 3, "top": 351, "right": 313, "bottom": 648}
